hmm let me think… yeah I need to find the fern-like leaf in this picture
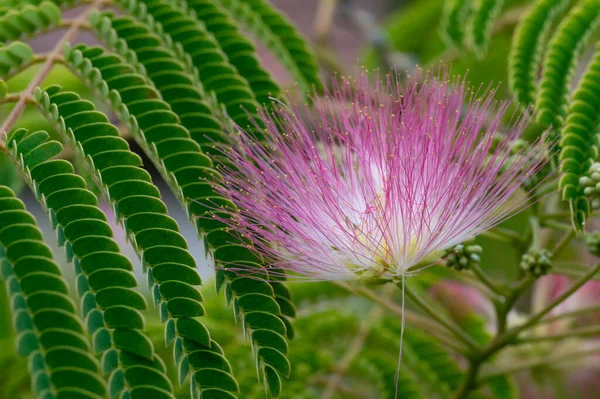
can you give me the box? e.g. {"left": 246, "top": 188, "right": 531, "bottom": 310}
{"left": 63, "top": 39, "right": 294, "bottom": 396}
{"left": 440, "top": 0, "right": 472, "bottom": 49}
{"left": 117, "top": 0, "right": 261, "bottom": 128}
{"left": 170, "top": 0, "right": 281, "bottom": 106}
{"left": 0, "top": 184, "right": 108, "bottom": 399}
{"left": 31, "top": 84, "right": 240, "bottom": 398}
{"left": 0, "top": 41, "right": 34, "bottom": 79}
{"left": 536, "top": 0, "right": 600, "bottom": 128}
{"left": 0, "top": 1, "right": 61, "bottom": 42}
{"left": 89, "top": 13, "right": 225, "bottom": 155}
{"left": 5, "top": 128, "right": 176, "bottom": 398}
{"left": 509, "top": 0, "right": 574, "bottom": 108}
{"left": 219, "top": 0, "right": 323, "bottom": 94}
{"left": 468, "top": 0, "right": 506, "bottom": 58}
{"left": 559, "top": 42, "right": 600, "bottom": 231}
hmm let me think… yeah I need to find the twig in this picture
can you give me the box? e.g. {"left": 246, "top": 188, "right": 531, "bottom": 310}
{"left": 470, "top": 263, "right": 507, "bottom": 296}
{"left": 516, "top": 325, "right": 600, "bottom": 344}
{"left": 542, "top": 220, "right": 572, "bottom": 232}
{"left": 0, "top": 93, "right": 33, "bottom": 105}
{"left": 478, "top": 346, "right": 600, "bottom": 382}
{"left": 537, "top": 303, "right": 600, "bottom": 326}
{"left": 550, "top": 229, "right": 576, "bottom": 257}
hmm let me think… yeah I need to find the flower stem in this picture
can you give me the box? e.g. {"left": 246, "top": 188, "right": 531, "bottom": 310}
{"left": 509, "top": 263, "right": 600, "bottom": 337}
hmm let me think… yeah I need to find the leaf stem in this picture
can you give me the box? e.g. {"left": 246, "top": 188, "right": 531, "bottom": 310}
{"left": 550, "top": 229, "right": 576, "bottom": 257}
{"left": 470, "top": 263, "right": 508, "bottom": 296}
{"left": 484, "top": 226, "right": 523, "bottom": 242}
{"left": 400, "top": 284, "right": 479, "bottom": 350}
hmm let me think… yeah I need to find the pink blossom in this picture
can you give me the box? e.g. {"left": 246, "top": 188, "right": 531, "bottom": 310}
{"left": 215, "top": 69, "right": 550, "bottom": 281}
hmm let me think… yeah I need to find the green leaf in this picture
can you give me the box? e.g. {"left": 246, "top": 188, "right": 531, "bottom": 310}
{"left": 112, "top": 329, "right": 154, "bottom": 360}
{"left": 194, "top": 368, "right": 239, "bottom": 392}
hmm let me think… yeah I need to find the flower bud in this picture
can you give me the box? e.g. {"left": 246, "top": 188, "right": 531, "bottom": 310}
{"left": 520, "top": 249, "right": 552, "bottom": 277}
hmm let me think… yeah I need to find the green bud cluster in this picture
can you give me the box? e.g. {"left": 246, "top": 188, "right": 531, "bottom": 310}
{"left": 443, "top": 244, "right": 483, "bottom": 271}
{"left": 580, "top": 162, "right": 600, "bottom": 209}
{"left": 584, "top": 232, "right": 600, "bottom": 257}
{"left": 520, "top": 249, "right": 552, "bottom": 277}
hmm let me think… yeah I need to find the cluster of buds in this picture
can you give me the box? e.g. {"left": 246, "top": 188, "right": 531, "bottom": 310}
{"left": 520, "top": 249, "right": 552, "bottom": 277}
{"left": 442, "top": 243, "right": 483, "bottom": 271}
{"left": 584, "top": 232, "right": 600, "bottom": 257}
{"left": 580, "top": 162, "right": 600, "bottom": 209}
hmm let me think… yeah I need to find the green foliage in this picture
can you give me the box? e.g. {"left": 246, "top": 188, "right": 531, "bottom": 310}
{"left": 0, "top": 0, "right": 321, "bottom": 396}
{"left": 219, "top": 0, "right": 323, "bottom": 93}
{"left": 0, "top": 41, "right": 35, "bottom": 79}
{"left": 177, "top": 0, "right": 282, "bottom": 106}
{"left": 0, "top": 1, "right": 61, "bottom": 42}
{"left": 440, "top": 0, "right": 600, "bottom": 229}
{"left": 536, "top": 0, "right": 600, "bottom": 128}
{"left": 62, "top": 21, "right": 294, "bottom": 392}
{"left": 4, "top": 127, "right": 175, "bottom": 398}
{"left": 509, "top": 0, "right": 573, "bottom": 107}
{"left": 559, "top": 42, "right": 600, "bottom": 228}
{"left": 31, "top": 84, "right": 238, "bottom": 398}
{"left": 0, "top": 185, "right": 108, "bottom": 398}
{"left": 441, "top": 0, "right": 472, "bottom": 48}
{"left": 116, "top": 0, "right": 262, "bottom": 129}
{"left": 440, "top": 0, "right": 506, "bottom": 57}
{"left": 468, "top": 0, "right": 506, "bottom": 57}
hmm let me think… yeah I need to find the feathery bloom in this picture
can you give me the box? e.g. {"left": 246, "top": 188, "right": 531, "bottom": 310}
{"left": 216, "top": 69, "right": 550, "bottom": 281}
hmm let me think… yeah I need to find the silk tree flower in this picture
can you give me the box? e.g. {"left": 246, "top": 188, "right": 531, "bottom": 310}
{"left": 215, "top": 69, "right": 550, "bottom": 282}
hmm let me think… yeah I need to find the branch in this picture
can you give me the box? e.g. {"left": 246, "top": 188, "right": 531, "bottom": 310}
{"left": 517, "top": 325, "right": 600, "bottom": 344}
{"left": 478, "top": 345, "right": 600, "bottom": 383}
{"left": 537, "top": 303, "right": 600, "bottom": 326}
{"left": 0, "top": 0, "right": 106, "bottom": 141}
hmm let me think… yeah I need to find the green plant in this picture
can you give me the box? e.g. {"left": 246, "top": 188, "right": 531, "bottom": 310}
{"left": 0, "top": 0, "right": 321, "bottom": 397}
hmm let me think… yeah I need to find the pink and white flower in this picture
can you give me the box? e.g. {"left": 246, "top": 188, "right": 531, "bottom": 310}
{"left": 216, "top": 69, "right": 550, "bottom": 281}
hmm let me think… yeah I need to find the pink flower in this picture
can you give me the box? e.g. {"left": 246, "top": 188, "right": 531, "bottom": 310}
{"left": 216, "top": 69, "right": 550, "bottom": 281}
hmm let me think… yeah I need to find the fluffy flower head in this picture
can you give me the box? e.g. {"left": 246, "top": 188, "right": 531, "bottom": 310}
{"left": 217, "top": 69, "right": 549, "bottom": 281}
